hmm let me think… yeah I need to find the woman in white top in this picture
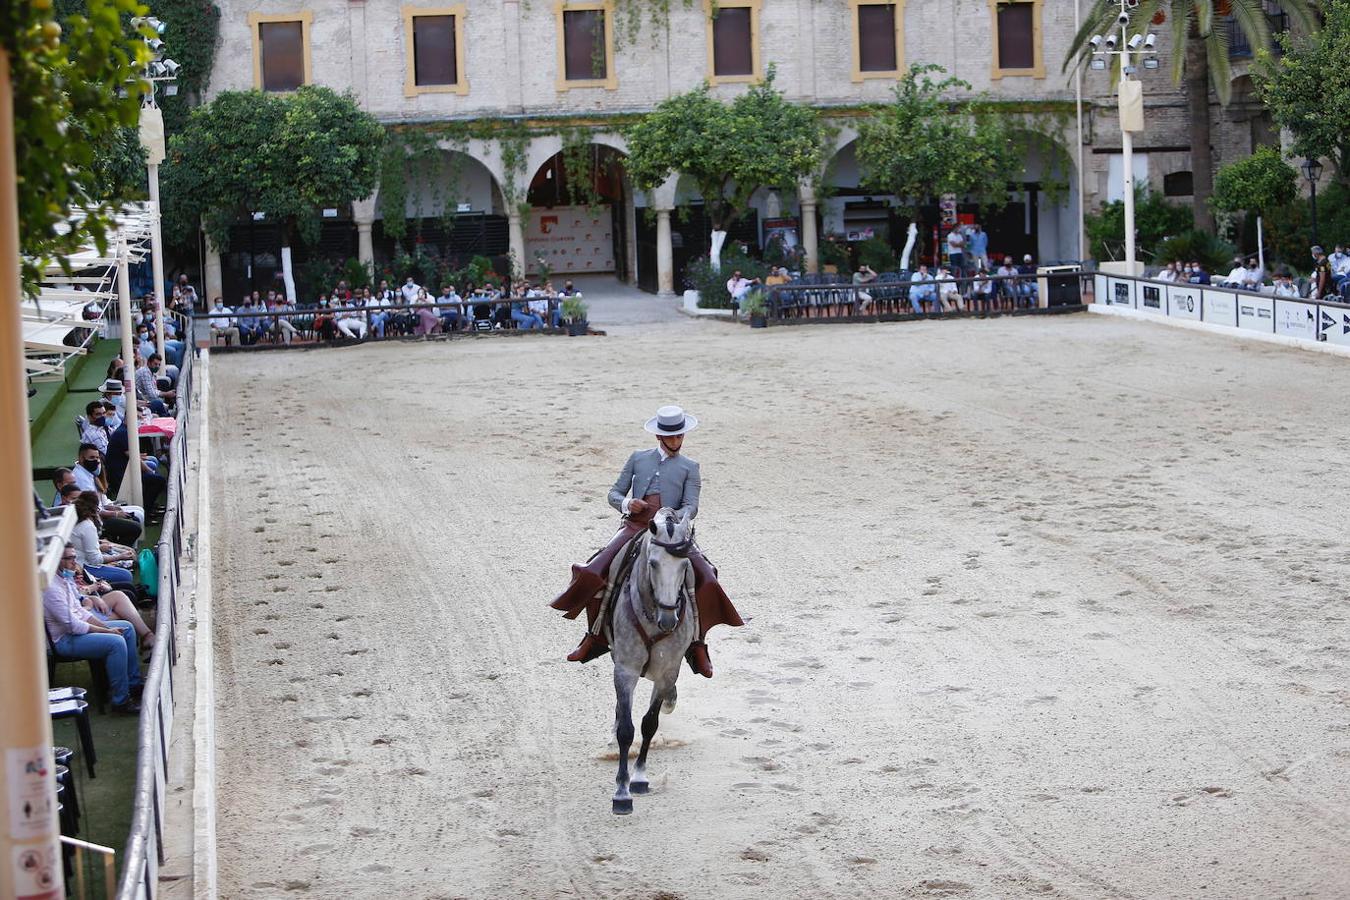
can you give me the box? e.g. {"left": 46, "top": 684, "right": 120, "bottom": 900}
{"left": 1155, "top": 262, "right": 1178, "bottom": 283}
{"left": 72, "top": 491, "right": 136, "bottom": 588}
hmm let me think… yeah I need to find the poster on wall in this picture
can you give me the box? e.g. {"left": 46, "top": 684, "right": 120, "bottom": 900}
{"left": 1140, "top": 284, "right": 1164, "bottom": 313}
{"left": 1318, "top": 304, "right": 1350, "bottom": 346}
{"left": 1274, "top": 300, "right": 1319, "bottom": 341}
{"left": 1202, "top": 289, "right": 1238, "bottom": 327}
{"left": 1106, "top": 277, "right": 1135, "bottom": 307}
{"left": 1236, "top": 294, "right": 1275, "bottom": 332}
{"left": 1166, "top": 285, "right": 1202, "bottom": 320}
{"left": 526, "top": 206, "right": 614, "bottom": 275}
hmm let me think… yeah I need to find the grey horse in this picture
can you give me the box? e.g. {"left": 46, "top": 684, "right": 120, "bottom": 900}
{"left": 606, "top": 507, "right": 697, "bottom": 815}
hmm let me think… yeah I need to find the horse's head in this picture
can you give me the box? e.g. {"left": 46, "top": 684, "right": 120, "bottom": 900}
{"left": 646, "top": 507, "right": 695, "bottom": 633}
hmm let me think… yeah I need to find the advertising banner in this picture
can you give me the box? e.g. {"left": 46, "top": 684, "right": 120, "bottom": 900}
{"left": 526, "top": 206, "right": 614, "bottom": 275}
{"left": 1139, "top": 282, "right": 1165, "bottom": 314}
{"left": 1106, "top": 277, "right": 1135, "bottom": 308}
{"left": 1202, "top": 289, "right": 1238, "bottom": 327}
{"left": 1319, "top": 304, "right": 1350, "bottom": 346}
{"left": 1274, "top": 300, "right": 1319, "bottom": 341}
{"left": 1166, "top": 284, "right": 1202, "bottom": 320}
{"left": 1236, "top": 294, "right": 1275, "bottom": 332}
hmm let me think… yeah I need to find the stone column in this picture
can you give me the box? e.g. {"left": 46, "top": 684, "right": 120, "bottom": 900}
{"left": 508, "top": 210, "right": 526, "bottom": 277}
{"left": 655, "top": 207, "right": 675, "bottom": 296}
{"left": 799, "top": 182, "right": 819, "bottom": 274}
{"left": 204, "top": 233, "right": 223, "bottom": 304}
{"left": 352, "top": 196, "right": 377, "bottom": 269}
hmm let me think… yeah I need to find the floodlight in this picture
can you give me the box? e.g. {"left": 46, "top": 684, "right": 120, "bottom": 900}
{"left": 164, "top": 84, "right": 179, "bottom": 96}
{"left": 1090, "top": 58, "right": 1108, "bottom": 70}
{"left": 147, "top": 37, "right": 164, "bottom": 52}
{"left": 1143, "top": 33, "right": 1157, "bottom": 49}
{"left": 1089, "top": 35, "right": 1103, "bottom": 49}
{"left": 1104, "top": 34, "right": 1119, "bottom": 49}
{"left": 132, "top": 16, "right": 166, "bottom": 34}
{"left": 1128, "top": 34, "right": 1144, "bottom": 50}
{"left": 1142, "top": 57, "right": 1160, "bottom": 69}
{"left": 1118, "top": 11, "right": 1131, "bottom": 26}
{"left": 161, "top": 58, "right": 181, "bottom": 76}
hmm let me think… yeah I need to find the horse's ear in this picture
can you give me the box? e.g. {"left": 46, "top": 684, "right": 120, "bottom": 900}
{"left": 647, "top": 520, "right": 657, "bottom": 535}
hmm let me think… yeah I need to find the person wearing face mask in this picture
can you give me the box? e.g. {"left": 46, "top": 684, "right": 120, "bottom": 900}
{"left": 80, "top": 401, "right": 116, "bottom": 455}
{"left": 53, "top": 465, "right": 143, "bottom": 544}
{"left": 71, "top": 491, "right": 136, "bottom": 587}
{"left": 45, "top": 544, "right": 143, "bottom": 714}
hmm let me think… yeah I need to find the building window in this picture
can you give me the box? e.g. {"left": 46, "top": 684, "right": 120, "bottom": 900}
{"left": 555, "top": 2, "right": 616, "bottom": 89}
{"left": 1164, "top": 171, "right": 1194, "bottom": 197}
{"left": 988, "top": 0, "right": 1044, "bottom": 79}
{"left": 704, "top": 0, "right": 761, "bottom": 84}
{"left": 851, "top": 0, "right": 906, "bottom": 80}
{"left": 402, "top": 6, "right": 468, "bottom": 96}
{"left": 249, "top": 12, "right": 313, "bottom": 92}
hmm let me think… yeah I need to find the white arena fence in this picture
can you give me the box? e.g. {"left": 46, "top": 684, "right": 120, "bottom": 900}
{"left": 114, "top": 343, "right": 193, "bottom": 900}
{"left": 1093, "top": 272, "right": 1350, "bottom": 348}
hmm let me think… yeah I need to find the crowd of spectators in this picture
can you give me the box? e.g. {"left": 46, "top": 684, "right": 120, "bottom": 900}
{"left": 209, "top": 276, "right": 585, "bottom": 346}
{"left": 1152, "top": 243, "right": 1350, "bottom": 301}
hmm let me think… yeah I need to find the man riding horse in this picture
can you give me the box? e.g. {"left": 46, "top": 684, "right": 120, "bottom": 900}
{"left": 551, "top": 405, "right": 743, "bottom": 677}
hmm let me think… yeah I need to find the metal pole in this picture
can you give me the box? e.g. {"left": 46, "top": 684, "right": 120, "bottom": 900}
{"left": 149, "top": 161, "right": 167, "bottom": 364}
{"left": 118, "top": 238, "right": 145, "bottom": 507}
{"left": 1120, "top": 13, "right": 1137, "bottom": 272}
{"left": 0, "top": 47, "right": 65, "bottom": 900}
{"left": 1309, "top": 180, "right": 1319, "bottom": 248}
{"left": 1074, "top": 0, "right": 1088, "bottom": 262}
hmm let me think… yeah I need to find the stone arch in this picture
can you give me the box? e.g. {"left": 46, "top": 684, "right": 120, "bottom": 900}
{"left": 521, "top": 138, "right": 635, "bottom": 282}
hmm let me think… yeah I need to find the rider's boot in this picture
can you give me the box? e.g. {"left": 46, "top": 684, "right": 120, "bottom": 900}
{"left": 566, "top": 632, "right": 609, "bottom": 663}
{"left": 686, "top": 641, "right": 713, "bottom": 678}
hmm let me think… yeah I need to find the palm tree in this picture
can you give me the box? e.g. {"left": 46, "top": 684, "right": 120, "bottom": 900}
{"left": 1067, "top": 0, "right": 1319, "bottom": 233}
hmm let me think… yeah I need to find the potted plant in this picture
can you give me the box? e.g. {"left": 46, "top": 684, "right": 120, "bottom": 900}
{"left": 742, "top": 290, "right": 768, "bottom": 328}
{"left": 562, "top": 296, "right": 589, "bottom": 336}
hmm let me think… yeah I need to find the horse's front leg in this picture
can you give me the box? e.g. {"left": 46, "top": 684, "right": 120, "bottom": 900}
{"left": 630, "top": 683, "right": 667, "bottom": 795}
{"left": 612, "top": 665, "right": 639, "bottom": 815}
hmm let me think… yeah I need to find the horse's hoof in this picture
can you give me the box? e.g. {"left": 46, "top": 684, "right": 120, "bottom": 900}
{"left": 630, "top": 781, "right": 649, "bottom": 795}
{"left": 612, "top": 798, "right": 633, "bottom": 815}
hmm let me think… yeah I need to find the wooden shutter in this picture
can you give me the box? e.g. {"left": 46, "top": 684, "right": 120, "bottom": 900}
{"left": 857, "top": 4, "right": 897, "bottom": 72}
{"left": 712, "top": 7, "right": 753, "bottom": 76}
{"left": 413, "top": 15, "right": 457, "bottom": 86}
{"left": 259, "top": 21, "right": 305, "bottom": 91}
{"left": 996, "top": 3, "right": 1035, "bottom": 70}
{"left": 563, "top": 9, "right": 606, "bottom": 80}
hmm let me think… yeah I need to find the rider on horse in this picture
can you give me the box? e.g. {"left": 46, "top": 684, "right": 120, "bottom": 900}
{"left": 551, "top": 405, "right": 743, "bottom": 677}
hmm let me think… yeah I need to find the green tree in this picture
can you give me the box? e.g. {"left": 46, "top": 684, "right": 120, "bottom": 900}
{"left": 1084, "top": 186, "right": 1191, "bottom": 262}
{"left": 3, "top": 0, "right": 154, "bottom": 293}
{"left": 1066, "top": 0, "right": 1320, "bottom": 233}
{"left": 1258, "top": 0, "right": 1350, "bottom": 185}
{"left": 626, "top": 67, "right": 827, "bottom": 266}
{"left": 1211, "top": 146, "right": 1298, "bottom": 217}
{"left": 163, "top": 87, "right": 384, "bottom": 287}
{"left": 854, "top": 65, "right": 1020, "bottom": 215}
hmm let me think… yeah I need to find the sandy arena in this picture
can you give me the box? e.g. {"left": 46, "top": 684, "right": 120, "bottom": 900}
{"left": 209, "top": 290, "right": 1350, "bottom": 899}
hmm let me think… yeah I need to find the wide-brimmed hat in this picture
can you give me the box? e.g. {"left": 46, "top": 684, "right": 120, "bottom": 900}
{"left": 101, "top": 379, "right": 124, "bottom": 394}
{"left": 644, "top": 405, "right": 698, "bottom": 437}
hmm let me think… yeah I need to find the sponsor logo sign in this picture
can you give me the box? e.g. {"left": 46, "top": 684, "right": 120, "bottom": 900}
{"left": 1140, "top": 284, "right": 1164, "bottom": 313}
{"left": 1319, "top": 305, "right": 1350, "bottom": 346}
{"left": 1166, "top": 285, "right": 1202, "bottom": 320}
{"left": 1236, "top": 293, "right": 1274, "bottom": 332}
{"left": 1201, "top": 289, "right": 1238, "bottom": 327}
{"left": 1274, "top": 300, "right": 1319, "bottom": 341}
{"left": 526, "top": 206, "right": 614, "bottom": 274}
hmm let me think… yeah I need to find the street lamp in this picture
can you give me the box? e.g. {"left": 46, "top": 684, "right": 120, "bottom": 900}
{"left": 1301, "top": 157, "right": 1323, "bottom": 248}
{"left": 135, "top": 20, "right": 178, "bottom": 367}
{"left": 1088, "top": 0, "right": 1160, "bottom": 274}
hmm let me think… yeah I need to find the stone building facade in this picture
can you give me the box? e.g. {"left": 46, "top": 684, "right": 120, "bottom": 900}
{"left": 200, "top": 0, "right": 1274, "bottom": 297}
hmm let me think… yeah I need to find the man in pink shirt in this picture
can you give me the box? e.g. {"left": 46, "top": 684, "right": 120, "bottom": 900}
{"left": 44, "top": 545, "right": 142, "bottom": 714}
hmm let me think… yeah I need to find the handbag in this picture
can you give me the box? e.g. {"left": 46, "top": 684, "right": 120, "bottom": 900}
{"left": 137, "top": 548, "right": 159, "bottom": 598}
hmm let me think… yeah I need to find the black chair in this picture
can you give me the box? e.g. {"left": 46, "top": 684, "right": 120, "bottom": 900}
{"left": 49, "top": 694, "right": 96, "bottom": 779}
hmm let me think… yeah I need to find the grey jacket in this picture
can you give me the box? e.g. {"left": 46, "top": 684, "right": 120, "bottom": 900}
{"left": 608, "top": 448, "right": 700, "bottom": 519}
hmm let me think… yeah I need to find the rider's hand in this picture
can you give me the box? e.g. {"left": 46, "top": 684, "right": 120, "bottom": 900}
{"left": 628, "top": 499, "right": 648, "bottom": 515}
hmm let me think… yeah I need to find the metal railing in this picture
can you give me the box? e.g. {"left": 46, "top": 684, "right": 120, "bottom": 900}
{"left": 762, "top": 270, "right": 1092, "bottom": 323}
{"left": 115, "top": 339, "right": 193, "bottom": 900}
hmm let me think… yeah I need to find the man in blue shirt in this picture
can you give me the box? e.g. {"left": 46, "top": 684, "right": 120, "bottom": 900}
{"left": 968, "top": 224, "right": 990, "bottom": 272}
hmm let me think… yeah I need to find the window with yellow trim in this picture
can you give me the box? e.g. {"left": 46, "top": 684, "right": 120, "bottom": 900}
{"left": 989, "top": 0, "right": 1044, "bottom": 78}
{"left": 249, "top": 12, "right": 313, "bottom": 92}
{"left": 850, "top": 0, "right": 906, "bottom": 81}
{"left": 403, "top": 6, "right": 468, "bottom": 96}
{"left": 555, "top": 1, "right": 616, "bottom": 89}
{"left": 704, "top": 0, "right": 760, "bottom": 84}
